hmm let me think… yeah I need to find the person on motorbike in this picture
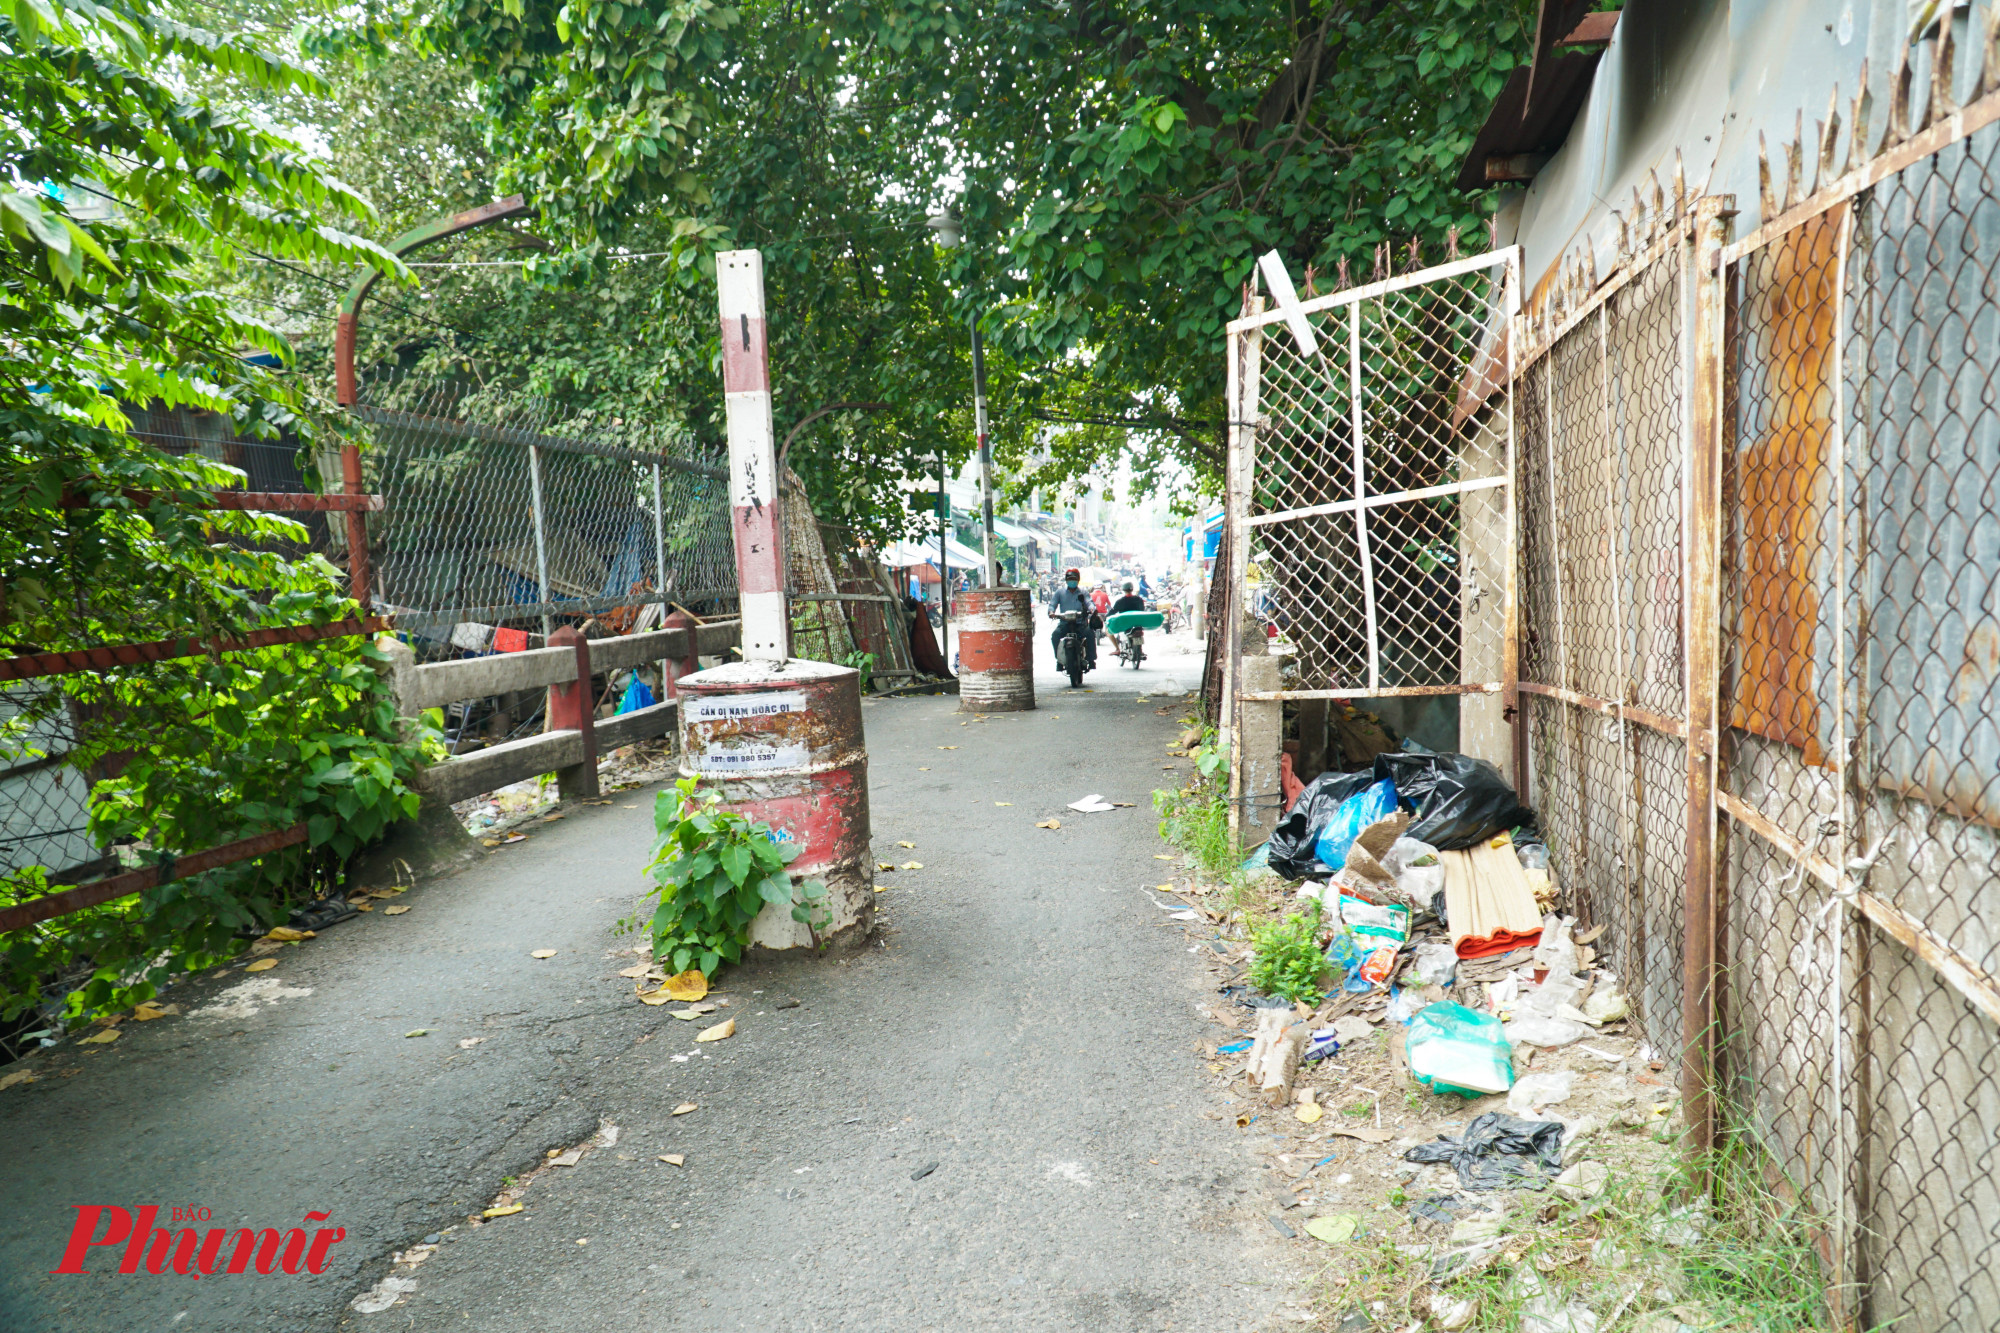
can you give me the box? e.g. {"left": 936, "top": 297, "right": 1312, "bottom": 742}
{"left": 1106, "top": 581, "right": 1148, "bottom": 663}
{"left": 1047, "top": 568, "right": 1098, "bottom": 670}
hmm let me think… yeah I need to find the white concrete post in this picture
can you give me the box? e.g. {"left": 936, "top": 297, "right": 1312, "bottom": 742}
{"left": 717, "top": 250, "right": 789, "bottom": 660}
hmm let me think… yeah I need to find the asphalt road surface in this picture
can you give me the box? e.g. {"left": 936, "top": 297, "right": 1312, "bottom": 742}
{"left": 0, "top": 676, "right": 1295, "bottom": 1331}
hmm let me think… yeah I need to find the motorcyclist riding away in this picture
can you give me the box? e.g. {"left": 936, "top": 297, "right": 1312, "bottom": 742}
{"left": 1110, "top": 582, "right": 1146, "bottom": 616}
{"left": 1048, "top": 568, "right": 1098, "bottom": 669}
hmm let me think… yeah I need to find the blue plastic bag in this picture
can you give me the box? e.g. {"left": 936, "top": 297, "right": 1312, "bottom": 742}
{"left": 1313, "top": 778, "right": 1398, "bottom": 869}
{"left": 618, "top": 674, "right": 657, "bottom": 715}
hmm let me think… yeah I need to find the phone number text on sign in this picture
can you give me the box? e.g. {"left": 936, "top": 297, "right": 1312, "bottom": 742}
{"left": 685, "top": 691, "right": 807, "bottom": 725}
{"left": 690, "top": 742, "right": 809, "bottom": 775}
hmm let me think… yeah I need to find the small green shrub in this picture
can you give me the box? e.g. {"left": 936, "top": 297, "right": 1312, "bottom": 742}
{"left": 842, "top": 649, "right": 876, "bottom": 694}
{"left": 643, "top": 777, "right": 828, "bottom": 976}
{"left": 1247, "top": 903, "right": 1327, "bottom": 1004}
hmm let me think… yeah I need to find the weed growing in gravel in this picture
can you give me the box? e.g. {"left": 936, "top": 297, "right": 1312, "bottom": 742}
{"left": 1311, "top": 1127, "right": 1848, "bottom": 1332}
{"left": 1247, "top": 904, "right": 1328, "bottom": 1004}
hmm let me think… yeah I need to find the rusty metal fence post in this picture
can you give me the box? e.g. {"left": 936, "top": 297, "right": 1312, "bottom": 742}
{"left": 1681, "top": 197, "right": 1731, "bottom": 1164}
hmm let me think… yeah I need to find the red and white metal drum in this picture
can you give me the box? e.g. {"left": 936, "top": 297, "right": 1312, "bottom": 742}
{"left": 677, "top": 659, "right": 872, "bottom": 950}
{"left": 955, "top": 586, "right": 1036, "bottom": 712}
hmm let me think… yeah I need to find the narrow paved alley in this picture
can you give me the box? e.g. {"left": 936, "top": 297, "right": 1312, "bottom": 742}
{"left": 0, "top": 651, "right": 1296, "bottom": 1331}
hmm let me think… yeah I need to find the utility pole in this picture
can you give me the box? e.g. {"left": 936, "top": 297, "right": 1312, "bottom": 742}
{"left": 716, "top": 250, "right": 788, "bottom": 660}
{"left": 971, "top": 313, "right": 1000, "bottom": 590}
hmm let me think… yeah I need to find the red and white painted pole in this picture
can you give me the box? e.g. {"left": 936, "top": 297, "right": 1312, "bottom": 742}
{"left": 676, "top": 250, "right": 874, "bottom": 952}
{"left": 716, "top": 250, "right": 789, "bottom": 661}
{"left": 956, "top": 313, "right": 1035, "bottom": 711}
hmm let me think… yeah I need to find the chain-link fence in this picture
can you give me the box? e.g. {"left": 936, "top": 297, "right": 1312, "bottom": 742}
{"left": 1229, "top": 249, "right": 1516, "bottom": 700}
{"left": 341, "top": 372, "right": 736, "bottom": 654}
{"left": 1507, "top": 67, "right": 2000, "bottom": 1327}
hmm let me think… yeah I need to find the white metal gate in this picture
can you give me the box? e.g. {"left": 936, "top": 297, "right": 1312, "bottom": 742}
{"left": 1223, "top": 247, "right": 1520, "bottom": 822}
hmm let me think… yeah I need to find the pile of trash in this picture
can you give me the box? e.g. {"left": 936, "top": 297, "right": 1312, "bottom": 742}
{"left": 1248, "top": 742, "right": 1632, "bottom": 1102}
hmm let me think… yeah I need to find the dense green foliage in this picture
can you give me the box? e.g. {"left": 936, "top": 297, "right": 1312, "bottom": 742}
{"left": 0, "top": 0, "right": 425, "bottom": 1022}
{"left": 1248, "top": 903, "right": 1329, "bottom": 1005}
{"left": 263, "top": 0, "right": 1532, "bottom": 534}
{"left": 643, "top": 777, "right": 829, "bottom": 976}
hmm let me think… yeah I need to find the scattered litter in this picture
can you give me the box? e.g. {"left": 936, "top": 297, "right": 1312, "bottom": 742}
{"left": 1066, "top": 794, "right": 1117, "bottom": 813}
{"left": 350, "top": 1276, "right": 418, "bottom": 1313}
{"left": 530, "top": 949, "right": 558, "bottom": 959}
{"left": 1303, "top": 1213, "right": 1361, "bottom": 1244}
{"left": 1036, "top": 819, "right": 1061, "bottom": 830}
{"left": 1269, "top": 1215, "right": 1297, "bottom": 1239}
{"left": 897, "top": 841, "right": 916, "bottom": 848}
{"left": 1326, "top": 1126, "right": 1395, "bottom": 1144}
{"left": 1168, "top": 910, "right": 1200, "bottom": 921}
{"left": 1553, "top": 1160, "right": 1610, "bottom": 1201}
{"left": 1385, "top": 986, "right": 1426, "bottom": 1024}
{"left": 910, "top": 1161, "right": 939, "bottom": 1181}
{"left": 1411, "top": 937, "right": 1460, "bottom": 988}
{"left": 1407, "top": 1003, "right": 1515, "bottom": 1097}
{"left": 660, "top": 1154, "right": 685, "bottom": 1166}
{"left": 1408, "top": 1194, "right": 1471, "bottom": 1225}
{"left": 1405, "top": 1113, "right": 1567, "bottom": 1191}
{"left": 405, "top": 1029, "right": 428, "bottom": 1038}
{"left": 1374, "top": 746, "right": 1535, "bottom": 851}
{"left": 481, "top": 1204, "right": 524, "bottom": 1219}
{"left": 1578, "top": 1044, "right": 1626, "bottom": 1063}
{"left": 695, "top": 1019, "right": 735, "bottom": 1042}
{"left": 1429, "top": 1293, "right": 1479, "bottom": 1331}
{"left": 458, "top": 1038, "right": 484, "bottom": 1049}
{"left": 1507, "top": 1070, "right": 1577, "bottom": 1115}
{"left": 548, "top": 1149, "right": 583, "bottom": 1167}
{"left": 1441, "top": 841, "right": 1543, "bottom": 959}
{"left": 1218, "top": 1039, "right": 1253, "bottom": 1055}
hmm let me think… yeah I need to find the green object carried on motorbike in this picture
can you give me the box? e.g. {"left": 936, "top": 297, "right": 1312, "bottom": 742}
{"left": 1105, "top": 610, "right": 1165, "bottom": 634}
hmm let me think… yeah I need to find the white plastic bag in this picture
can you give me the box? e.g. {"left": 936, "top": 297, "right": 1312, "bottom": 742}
{"left": 1505, "top": 1069, "right": 1576, "bottom": 1114}
{"left": 1412, "top": 937, "right": 1459, "bottom": 988}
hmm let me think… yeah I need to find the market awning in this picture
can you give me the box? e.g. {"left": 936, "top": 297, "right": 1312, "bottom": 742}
{"left": 880, "top": 538, "right": 985, "bottom": 570}
{"left": 989, "top": 517, "right": 1037, "bottom": 544}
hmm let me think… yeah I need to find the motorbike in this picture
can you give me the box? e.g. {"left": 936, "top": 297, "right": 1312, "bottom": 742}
{"left": 1054, "top": 608, "right": 1092, "bottom": 687}
{"left": 1114, "top": 622, "right": 1147, "bottom": 668}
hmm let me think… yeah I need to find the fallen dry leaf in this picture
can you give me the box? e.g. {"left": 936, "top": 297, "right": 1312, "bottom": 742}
{"left": 244, "top": 958, "right": 278, "bottom": 973}
{"left": 482, "top": 1205, "right": 524, "bottom": 1218}
{"left": 663, "top": 970, "right": 708, "bottom": 1001}
{"left": 131, "top": 1002, "right": 169, "bottom": 1021}
{"left": 405, "top": 1029, "right": 428, "bottom": 1038}
{"left": 78, "top": 1030, "right": 119, "bottom": 1045}
{"left": 901, "top": 861, "right": 923, "bottom": 870}
{"left": 1156, "top": 882, "right": 1175, "bottom": 892}
{"left": 659, "top": 1154, "right": 685, "bottom": 1166}
{"left": 897, "top": 841, "right": 915, "bottom": 848}
{"left": 637, "top": 989, "right": 674, "bottom": 1006}
{"left": 263, "top": 926, "right": 313, "bottom": 942}
{"left": 548, "top": 1149, "right": 583, "bottom": 1167}
{"left": 695, "top": 1019, "right": 735, "bottom": 1043}
{"left": 995, "top": 802, "right": 1012, "bottom": 806}
{"left": 1036, "top": 819, "right": 1061, "bottom": 830}
{"left": 672, "top": 1102, "right": 697, "bottom": 1116}
{"left": 937, "top": 745, "right": 957, "bottom": 750}
{"left": 1154, "top": 854, "right": 1175, "bottom": 860}
{"left": 383, "top": 905, "right": 411, "bottom": 916}
{"left": 458, "top": 1037, "right": 484, "bottom": 1049}
{"left": 0, "top": 1070, "right": 36, "bottom": 1091}
{"left": 353, "top": 902, "right": 375, "bottom": 911}
{"left": 917, "top": 766, "right": 930, "bottom": 771}
{"left": 481, "top": 839, "right": 501, "bottom": 848}
{"left": 617, "top": 963, "right": 652, "bottom": 978}
{"left": 1326, "top": 1126, "right": 1395, "bottom": 1144}
{"left": 530, "top": 949, "right": 558, "bottom": 959}
{"left": 876, "top": 861, "right": 896, "bottom": 871}
{"left": 1296, "top": 1102, "right": 1324, "bottom": 1124}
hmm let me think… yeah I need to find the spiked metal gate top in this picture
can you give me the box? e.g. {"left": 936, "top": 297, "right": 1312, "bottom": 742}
{"left": 1225, "top": 248, "right": 1520, "bottom": 706}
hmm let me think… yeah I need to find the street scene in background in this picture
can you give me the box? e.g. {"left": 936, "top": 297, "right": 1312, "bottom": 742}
{"left": 6, "top": 1, "right": 2000, "bottom": 1331}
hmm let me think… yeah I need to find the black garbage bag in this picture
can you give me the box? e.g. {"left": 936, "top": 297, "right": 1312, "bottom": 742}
{"left": 1373, "top": 743, "right": 1535, "bottom": 851}
{"left": 1266, "top": 769, "right": 1377, "bottom": 879}
{"left": 1403, "top": 1112, "right": 1566, "bottom": 1191}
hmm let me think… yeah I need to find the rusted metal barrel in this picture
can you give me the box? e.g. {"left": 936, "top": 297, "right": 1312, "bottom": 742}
{"left": 955, "top": 586, "right": 1036, "bottom": 712}
{"left": 676, "top": 659, "right": 872, "bottom": 951}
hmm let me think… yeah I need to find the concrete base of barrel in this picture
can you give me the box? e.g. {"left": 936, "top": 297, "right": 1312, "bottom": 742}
{"left": 746, "top": 860, "right": 875, "bottom": 954}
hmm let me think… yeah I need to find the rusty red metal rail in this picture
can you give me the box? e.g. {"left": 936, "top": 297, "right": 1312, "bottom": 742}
{"left": 58, "top": 487, "right": 384, "bottom": 514}
{"left": 0, "top": 617, "right": 388, "bottom": 684}
{"left": 0, "top": 824, "right": 311, "bottom": 934}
